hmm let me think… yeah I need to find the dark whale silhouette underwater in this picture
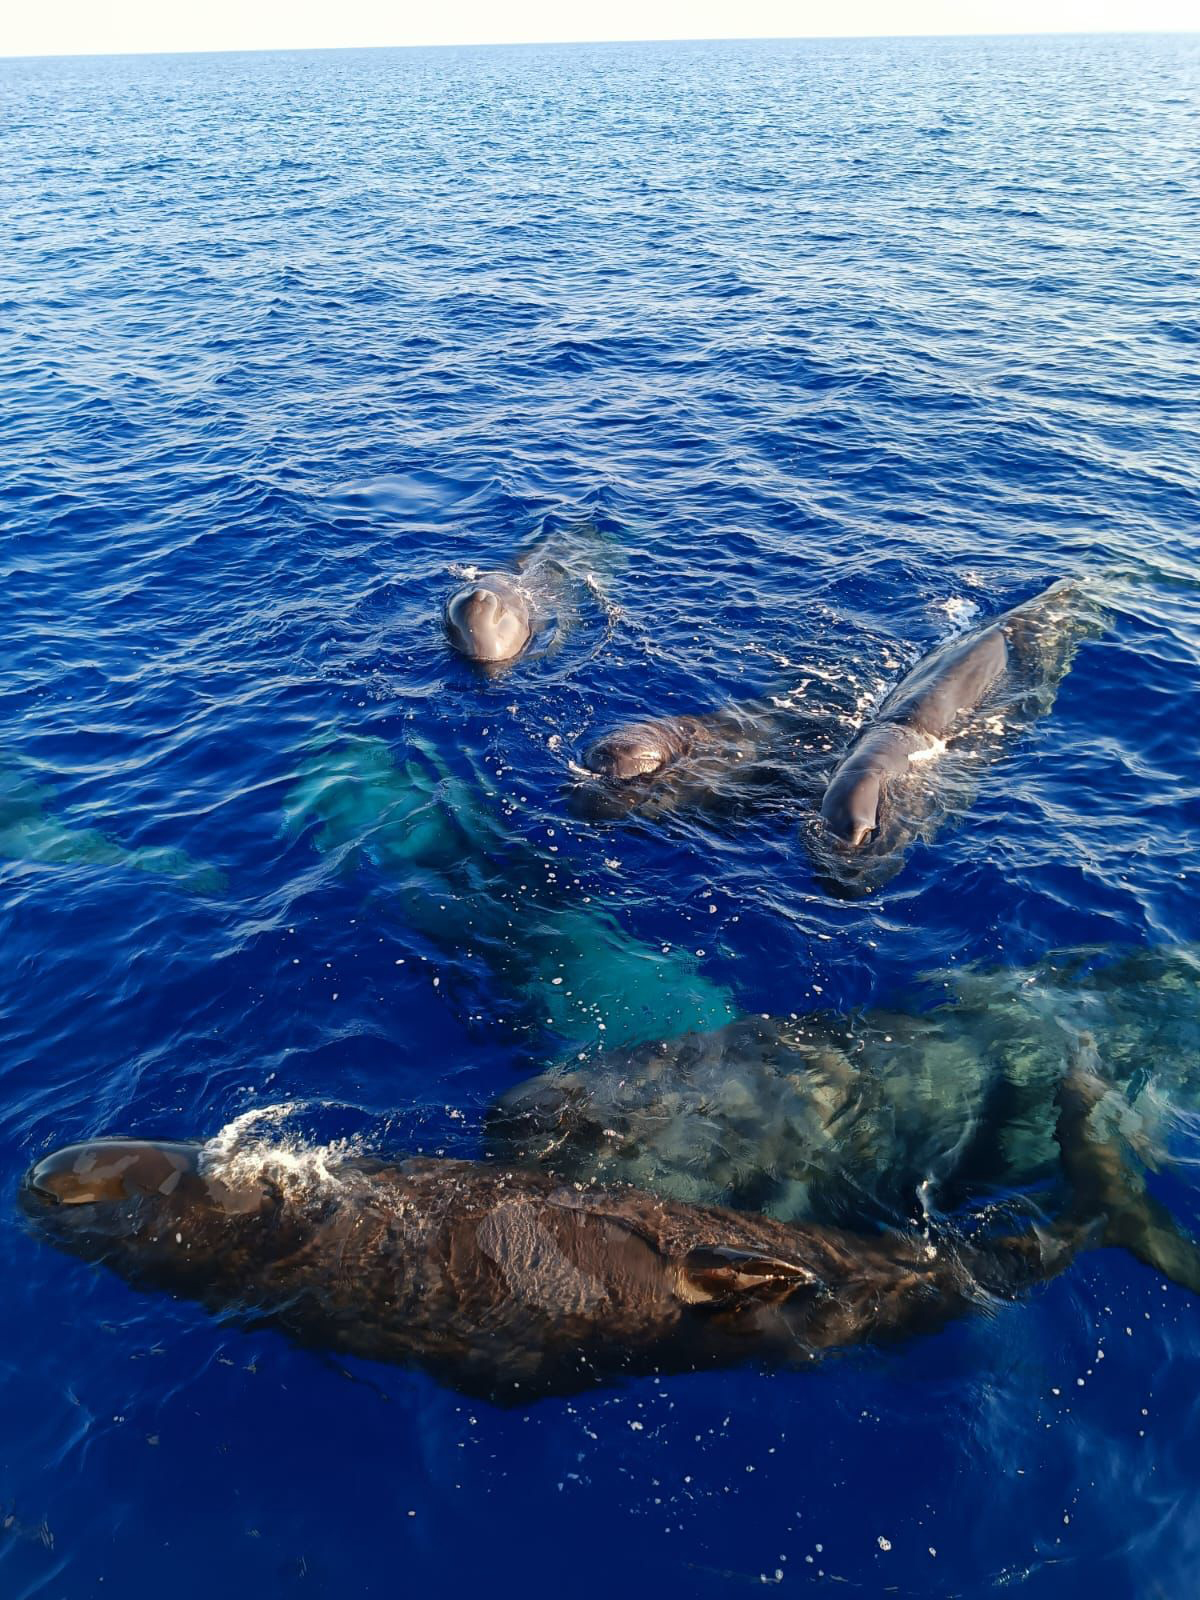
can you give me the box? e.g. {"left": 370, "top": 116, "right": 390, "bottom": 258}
{"left": 488, "top": 944, "right": 1200, "bottom": 1262}
{"left": 22, "top": 1056, "right": 1198, "bottom": 1402}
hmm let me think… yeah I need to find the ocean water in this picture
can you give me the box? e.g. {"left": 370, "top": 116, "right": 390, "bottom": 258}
{"left": 2, "top": 31, "right": 1200, "bottom": 1598}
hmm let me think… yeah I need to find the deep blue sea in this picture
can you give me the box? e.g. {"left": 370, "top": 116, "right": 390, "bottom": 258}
{"left": 2, "top": 32, "right": 1200, "bottom": 1598}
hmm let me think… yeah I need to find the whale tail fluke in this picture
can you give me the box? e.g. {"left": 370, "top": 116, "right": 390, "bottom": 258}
{"left": 1103, "top": 1195, "right": 1200, "bottom": 1295}
{"left": 968, "top": 1039, "right": 1200, "bottom": 1300}
{"left": 1053, "top": 1036, "right": 1200, "bottom": 1294}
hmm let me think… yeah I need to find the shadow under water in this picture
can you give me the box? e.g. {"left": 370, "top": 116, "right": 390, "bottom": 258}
{"left": 283, "top": 729, "right": 734, "bottom": 1049}
{"left": 0, "top": 761, "right": 225, "bottom": 893}
{"left": 489, "top": 942, "right": 1200, "bottom": 1245}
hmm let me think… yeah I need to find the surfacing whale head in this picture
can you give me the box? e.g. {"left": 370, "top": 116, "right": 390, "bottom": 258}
{"left": 567, "top": 718, "right": 701, "bottom": 822}
{"left": 819, "top": 723, "right": 921, "bottom": 850}
{"left": 27, "top": 1139, "right": 203, "bottom": 1208}
{"left": 21, "top": 1139, "right": 285, "bottom": 1286}
{"left": 582, "top": 719, "right": 694, "bottom": 783}
{"left": 821, "top": 766, "right": 883, "bottom": 850}
{"left": 569, "top": 705, "right": 810, "bottom": 826}
{"left": 444, "top": 576, "right": 531, "bottom": 663}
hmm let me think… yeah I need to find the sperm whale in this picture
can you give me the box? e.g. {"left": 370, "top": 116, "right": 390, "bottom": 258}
{"left": 812, "top": 579, "right": 1106, "bottom": 896}
{"left": 22, "top": 1059, "right": 1194, "bottom": 1401}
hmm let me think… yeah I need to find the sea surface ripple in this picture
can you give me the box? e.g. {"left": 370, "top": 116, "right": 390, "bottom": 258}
{"left": 1, "top": 33, "right": 1199, "bottom": 1598}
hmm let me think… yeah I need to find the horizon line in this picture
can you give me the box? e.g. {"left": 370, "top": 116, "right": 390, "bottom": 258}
{"left": 3, "top": 26, "right": 1197, "bottom": 64}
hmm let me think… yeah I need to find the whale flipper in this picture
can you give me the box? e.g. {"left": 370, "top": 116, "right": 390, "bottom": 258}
{"left": 1106, "top": 1192, "right": 1200, "bottom": 1295}
{"left": 682, "top": 1245, "right": 821, "bottom": 1305}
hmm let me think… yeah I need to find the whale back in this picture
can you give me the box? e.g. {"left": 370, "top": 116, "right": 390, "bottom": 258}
{"left": 880, "top": 626, "right": 1009, "bottom": 737}
{"left": 21, "top": 1099, "right": 1200, "bottom": 1399}
{"left": 819, "top": 723, "right": 921, "bottom": 847}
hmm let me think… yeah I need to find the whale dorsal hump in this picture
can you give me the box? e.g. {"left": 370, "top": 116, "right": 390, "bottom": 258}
{"left": 682, "top": 1245, "right": 820, "bottom": 1306}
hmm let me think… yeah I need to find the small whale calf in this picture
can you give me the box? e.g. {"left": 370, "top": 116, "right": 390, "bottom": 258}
{"left": 22, "top": 1060, "right": 1196, "bottom": 1401}
{"left": 582, "top": 714, "right": 716, "bottom": 782}
{"left": 569, "top": 705, "right": 801, "bottom": 822}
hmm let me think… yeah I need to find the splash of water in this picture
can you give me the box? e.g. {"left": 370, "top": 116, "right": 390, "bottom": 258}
{"left": 200, "top": 1102, "right": 364, "bottom": 1200}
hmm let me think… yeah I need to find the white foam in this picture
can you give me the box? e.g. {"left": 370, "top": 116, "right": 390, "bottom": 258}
{"left": 936, "top": 596, "right": 981, "bottom": 634}
{"left": 908, "top": 737, "right": 947, "bottom": 765}
{"left": 768, "top": 682, "right": 812, "bottom": 710}
{"left": 200, "top": 1103, "right": 361, "bottom": 1200}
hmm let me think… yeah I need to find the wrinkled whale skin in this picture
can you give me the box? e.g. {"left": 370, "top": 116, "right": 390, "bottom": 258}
{"left": 22, "top": 1111, "right": 1120, "bottom": 1404}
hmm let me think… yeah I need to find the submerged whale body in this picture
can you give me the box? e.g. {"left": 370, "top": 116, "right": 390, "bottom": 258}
{"left": 282, "top": 731, "right": 733, "bottom": 1049}
{"left": 489, "top": 944, "right": 1200, "bottom": 1261}
{"left": 21, "top": 1063, "right": 1198, "bottom": 1400}
{"left": 811, "top": 579, "right": 1107, "bottom": 897}
{"left": 0, "top": 761, "right": 225, "bottom": 892}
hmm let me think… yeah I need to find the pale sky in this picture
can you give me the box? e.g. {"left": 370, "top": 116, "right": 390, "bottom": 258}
{"left": 1, "top": 0, "right": 1194, "bottom": 59}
